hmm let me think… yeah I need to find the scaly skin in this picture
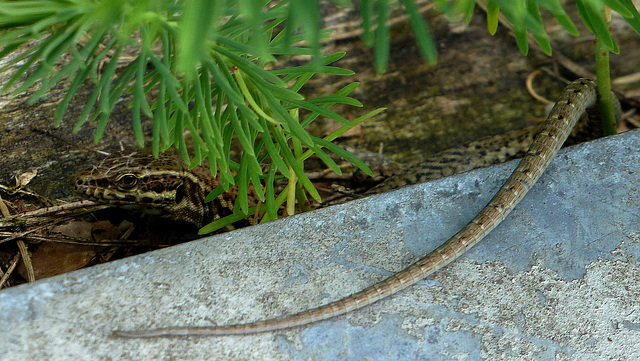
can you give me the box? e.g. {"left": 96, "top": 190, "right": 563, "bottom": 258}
{"left": 114, "top": 78, "right": 602, "bottom": 337}
{"left": 71, "top": 152, "right": 233, "bottom": 227}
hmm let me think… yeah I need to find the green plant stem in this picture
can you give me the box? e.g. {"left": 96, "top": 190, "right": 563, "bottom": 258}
{"left": 594, "top": 36, "right": 618, "bottom": 136}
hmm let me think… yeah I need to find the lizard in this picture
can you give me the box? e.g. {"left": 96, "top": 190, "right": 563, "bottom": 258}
{"left": 72, "top": 78, "right": 609, "bottom": 337}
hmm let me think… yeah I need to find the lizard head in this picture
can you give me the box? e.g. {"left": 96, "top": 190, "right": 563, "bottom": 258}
{"left": 71, "top": 152, "right": 212, "bottom": 226}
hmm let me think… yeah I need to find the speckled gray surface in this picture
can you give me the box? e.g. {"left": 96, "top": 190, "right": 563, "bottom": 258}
{"left": 2, "top": 130, "right": 639, "bottom": 360}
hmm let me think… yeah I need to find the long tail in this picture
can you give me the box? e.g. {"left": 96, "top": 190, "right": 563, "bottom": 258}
{"left": 116, "top": 79, "right": 599, "bottom": 337}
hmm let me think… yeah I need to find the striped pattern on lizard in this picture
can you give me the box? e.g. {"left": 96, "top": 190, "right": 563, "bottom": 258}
{"left": 109, "top": 78, "right": 606, "bottom": 337}
{"left": 71, "top": 152, "right": 236, "bottom": 228}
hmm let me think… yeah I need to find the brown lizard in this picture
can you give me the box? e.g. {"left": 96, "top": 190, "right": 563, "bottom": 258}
{"left": 74, "top": 79, "right": 605, "bottom": 336}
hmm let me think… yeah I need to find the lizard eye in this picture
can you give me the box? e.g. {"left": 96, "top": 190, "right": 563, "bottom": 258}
{"left": 118, "top": 174, "right": 138, "bottom": 189}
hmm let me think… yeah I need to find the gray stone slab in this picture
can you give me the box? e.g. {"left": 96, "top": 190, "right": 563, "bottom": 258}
{"left": 2, "top": 130, "right": 640, "bottom": 360}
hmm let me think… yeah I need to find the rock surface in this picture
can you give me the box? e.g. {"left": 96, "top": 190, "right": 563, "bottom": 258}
{"left": 1, "top": 129, "right": 639, "bottom": 360}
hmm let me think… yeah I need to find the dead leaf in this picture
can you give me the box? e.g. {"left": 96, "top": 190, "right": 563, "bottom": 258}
{"left": 15, "top": 169, "right": 38, "bottom": 187}
{"left": 17, "top": 243, "right": 97, "bottom": 280}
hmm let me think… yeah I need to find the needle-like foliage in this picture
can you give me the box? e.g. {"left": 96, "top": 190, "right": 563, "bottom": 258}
{"left": 0, "top": 0, "right": 638, "bottom": 232}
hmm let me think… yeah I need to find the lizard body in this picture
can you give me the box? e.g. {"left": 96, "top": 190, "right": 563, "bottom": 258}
{"left": 367, "top": 94, "right": 606, "bottom": 193}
